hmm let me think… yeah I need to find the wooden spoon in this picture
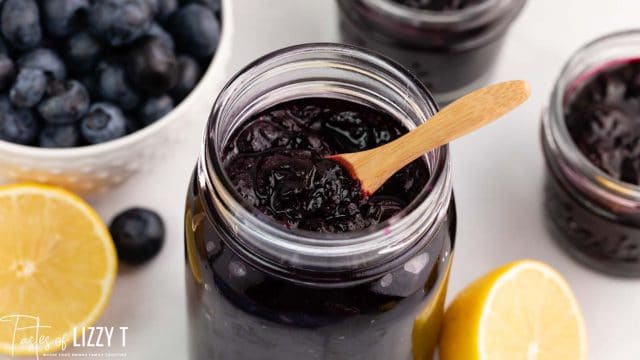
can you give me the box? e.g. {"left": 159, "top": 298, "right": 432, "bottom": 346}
{"left": 327, "top": 80, "right": 531, "bottom": 196}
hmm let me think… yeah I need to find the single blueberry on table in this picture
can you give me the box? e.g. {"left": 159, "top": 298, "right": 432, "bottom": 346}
{"left": 169, "top": 4, "right": 219, "bottom": 59}
{"left": 0, "top": 53, "right": 16, "bottom": 92}
{"left": 147, "top": 22, "right": 175, "bottom": 51}
{"left": 127, "top": 37, "right": 177, "bottom": 95}
{"left": 97, "top": 62, "right": 141, "bottom": 110}
{"left": 39, "top": 124, "right": 79, "bottom": 148}
{"left": 18, "top": 48, "right": 67, "bottom": 80}
{"left": 41, "top": 0, "right": 90, "bottom": 37}
{"left": 1, "top": 0, "right": 42, "bottom": 51}
{"left": 38, "top": 80, "right": 90, "bottom": 124}
{"left": 109, "top": 207, "right": 165, "bottom": 265}
{"left": 64, "top": 32, "right": 102, "bottom": 75}
{"left": 10, "top": 68, "right": 47, "bottom": 108}
{"left": 80, "top": 102, "right": 127, "bottom": 144}
{"left": 171, "top": 55, "right": 201, "bottom": 101}
{"left": 140, "top": 95, "right": 173, "bottom": 125}
{"left": 89, "top": 0, "right": 154, "bottom": 46}
{"left": 0, "top": 106, "right": 38, "bottom": 145}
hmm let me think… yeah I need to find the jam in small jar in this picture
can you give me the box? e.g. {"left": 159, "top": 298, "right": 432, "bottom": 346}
{"left": 185, "top": 44, "right": 456, "bottom": 359}
{"left": 542, "top": 31, "right": 640, "bottom": 277}
{"left": 336, "top": 0, "right": 527, "bottom": 104}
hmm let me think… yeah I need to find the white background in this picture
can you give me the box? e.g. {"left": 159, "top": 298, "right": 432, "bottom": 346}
{"left": 7, "top": 0, "right": 640, "bottom": 359}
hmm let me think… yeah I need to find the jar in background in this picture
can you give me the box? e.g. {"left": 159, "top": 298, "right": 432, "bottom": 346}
{"left": 185, "top": 44, "right": 456, "bottom": 359}
{"left": 336, "top": 0, "right": 527, "bottom": 104}
{"left": 541, "top": 31, "right": 640, "bottom": 277}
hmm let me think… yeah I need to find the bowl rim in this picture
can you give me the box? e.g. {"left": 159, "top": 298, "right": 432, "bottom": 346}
{"left": 0, "top": 1, "right": 234, "bottom": 159}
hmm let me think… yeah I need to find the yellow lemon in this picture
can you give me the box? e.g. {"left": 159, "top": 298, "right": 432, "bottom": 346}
{"left": 0, "top": 183, "right": 117, "bottom": 356}
{"left": 440, "top": 260, "right": 587, "bottom": 360}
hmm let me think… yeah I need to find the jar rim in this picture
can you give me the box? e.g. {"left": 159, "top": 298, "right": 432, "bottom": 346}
{"left": 200, "top": 43, "right": 453, "bottom": 275}
{"left": 546, "top": 30, "right": 640, "bottom": 204}
{"left": 357, "top": 0, "right": 524, "bottom": 26}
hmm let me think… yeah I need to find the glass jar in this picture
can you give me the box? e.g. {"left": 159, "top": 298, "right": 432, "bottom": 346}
{"left": 336, "top": 0, "right": 527, "bottom": 104}
{"left": 184, "top": 44, "right": 456, "bottom": 360}
{"left": 541, "top": 30, "right": 640, "bottom": 277}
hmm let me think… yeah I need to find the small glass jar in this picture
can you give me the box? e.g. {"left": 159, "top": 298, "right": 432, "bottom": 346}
{"left": 184, "top": 44, "right": 456, "bottom": 360}
{"left": 336, "top": 0, "right": 527, "bottom": 104}
{"left": 541, "top": 30, "right": 640, "bottom": 277}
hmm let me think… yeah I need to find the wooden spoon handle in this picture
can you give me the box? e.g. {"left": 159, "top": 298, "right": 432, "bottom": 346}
{"left": 332, "top": 80, "right": 531, "bottom": 195}
{"left": 385, "top": 80, "right": 530, "bottom": 170}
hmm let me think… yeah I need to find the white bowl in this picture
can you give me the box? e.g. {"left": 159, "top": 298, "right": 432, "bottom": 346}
{"left": 0, "top": 1, "right": 233, "bottom": 196}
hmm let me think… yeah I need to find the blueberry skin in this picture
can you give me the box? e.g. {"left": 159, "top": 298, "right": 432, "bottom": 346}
{"left": 38, "top": 124, "right": 79, "bottom": 148}
{"left": 147, "top": 22, "right": 174, "bottom": 51}
{"left": 97, "top": 62, "right": 141, "bottom": 110}
{"left": 41, "top": 0, "right": 89, "bottom": 37}
{"left": 65, "top": 32, "right": 102, "bottom": 74}
{"left": 183, "top": 0, "right": 220, "bottom": 14}
{"left": 1, "top": 0, "right": 42, "bottom": 51}
{"left": 169, "top": 4, "right": 219, "bottom": 59}
{"left": 0, "top": 53, "right": 16, "bottom": 91}
{"left": 140, "top": 95, "right": 173, "bottom": 125}
{"left": 80, "top": 102, "right": 127, "bottom": 144}
{"left": 89, "top": 0, "right": 153, "bottom": 46}
{"left": 109, "top": 207, "right": 165, "bottom": 264}
{"left": 149, "top": 0, "right": 178, "bottom": 22}
{"left": 0, "top": 107, "right": 38, "bottom": 145}
{"left": 38, "top": 80, "right": 90, "bottom": 124}
{"left": 10, "top": 68, "right": 47, "bottom": 108}
{"left": 127, "top": 37, "right": 177, "bottom": 95}
{"left": 171, "top": 55, "right": 201, "bottom": 101}
{"left": 18, "top": 48, "right": 67, "bottom": 80}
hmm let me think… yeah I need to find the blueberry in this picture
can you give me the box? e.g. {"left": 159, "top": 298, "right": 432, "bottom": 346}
{"left": 109, "top": 207, "right": 165, "bottom": 264}
{"left": 126, "top": 37, "right": 177, "bottom": 95}
{"left": 171, "top": 55, "right": 200, "bottom": 101}
{"left": 80, "top": 102, "right": 127, "bottom": 144}
{"left": 39, "top": 124, "right": 79, "bottom": 148}
{"left": 147, "top": 22, "right": 174, "bottom": 51}
{"left": 0, "top": 106, "right": 38, "bottom": 145}
{"left": 140, "top": 95, "right": 173, "bottom": 125}
{"left": 10, "top": 68, "right": 47, "bottom": 108}
{"left": 41, "top": 0, "right": 89, "bottom": 37}
{"left": 64, "top": 32, "right": 102, "bottom": 74}
{"left": 38, "top": 80, "right": 90, "bottom": 124}
{"left": 97, "top": 62, "right": 141, "bottom": 110}
{"left": 149, "top": 0, "right": 178, "bottom": 22}
{"left": 169, "top": 4, "right": 219, "bottom": 59}
{"left": 184, "top": 0, "right": 220, "bottom": 14}
{"left": 78, "top": 74, "right": 100, "bottom": 99}
{"left": 89, "top": 0, "right": 153, "bottom": 46}
{"left": 18, "top": 48, "right": 67, "bottom": 80}
{"left": 1, "top": 0, "right": 41, "bottom": 51}
{"left": 0, "top": 53, "right": 16, "bottom": 91}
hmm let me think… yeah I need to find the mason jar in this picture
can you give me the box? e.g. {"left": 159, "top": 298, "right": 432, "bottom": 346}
{"left": 185, "top": 43, "right": 457, "bottom": 359}
{"left": 541, "top": 30, "right": 640, "bottom": 277}
{"left": 336, "top": 0, "right": 527, "bottom": 104}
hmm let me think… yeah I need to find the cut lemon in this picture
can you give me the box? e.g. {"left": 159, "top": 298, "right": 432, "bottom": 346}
{"left": 439, "top": 260, "right": 587, "bottom": 360}
{"left": 0, "top": 183, "right": 117, "bottom": 356}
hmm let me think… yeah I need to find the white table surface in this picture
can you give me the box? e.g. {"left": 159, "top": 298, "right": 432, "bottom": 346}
{"left": 7, "top": 1, "right": 640, "bottom": 359}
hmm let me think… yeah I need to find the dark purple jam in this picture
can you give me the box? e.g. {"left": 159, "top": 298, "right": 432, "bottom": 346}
{"left": 565, "top": 59, "right": 640, "bottom": 185}
{"left": 221, "top": 98, "right": 429, "bottom": 233}
{"left": 392, "top": 0, "right": 486, "bottom": 11}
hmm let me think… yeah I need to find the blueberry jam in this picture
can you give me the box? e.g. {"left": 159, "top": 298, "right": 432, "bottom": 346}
{"left": 392, "top": 0, "right": 486, "bottom": 11}
{"left": 186, "top": 97, "right": 456, "bottom": 359}
{"left": 222, "top": 98, "right": 429, "bottom": 233}
{"left": 565, "top": 59, "right": 640, "bottom": 185}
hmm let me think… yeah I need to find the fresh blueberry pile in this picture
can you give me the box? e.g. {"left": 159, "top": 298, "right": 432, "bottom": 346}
{"left": 391, "top": 0, "right": 486, "bottom": 11}
{"left": 565, "top": 59, "right": 640, "bottom": 185}
{"left": 0, "top": 0, "right": 220, "bottom": 148}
